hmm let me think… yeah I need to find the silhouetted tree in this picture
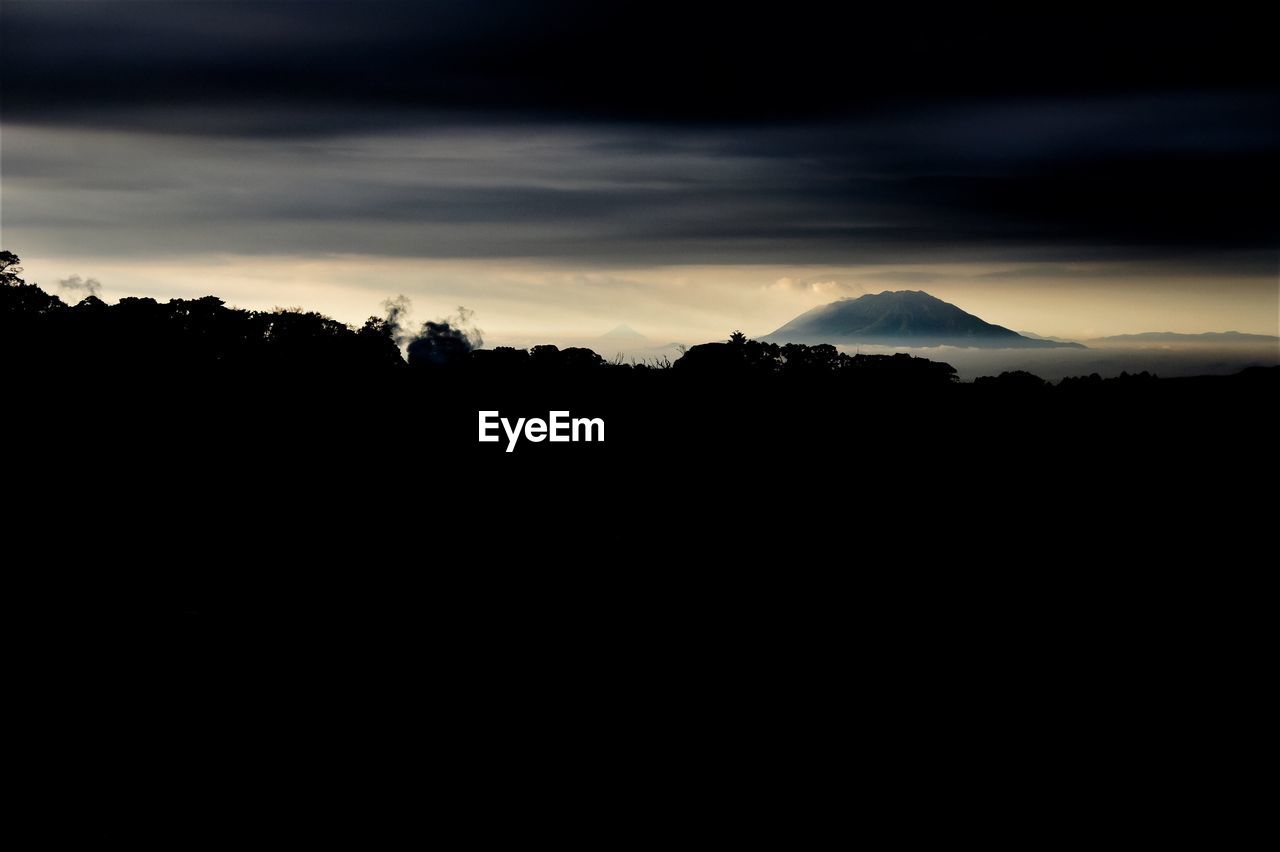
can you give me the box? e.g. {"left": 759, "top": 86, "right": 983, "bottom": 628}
{"left": 672, "top": 342, "right": 751, "bottom": 374}
{"left": 0, "top": 250, "right": 24, "bottom": 286}
{"left": 407, "top": 320, "right": 475, "bottom": 368}
{"left": 974, "top": 370, "right": 1048, "bottom": 389}
{"left": 472, "top": 346, "right": 530, "bottom": 372}
{"left": 560, "top": 347, "right": 607, "bottom": 369}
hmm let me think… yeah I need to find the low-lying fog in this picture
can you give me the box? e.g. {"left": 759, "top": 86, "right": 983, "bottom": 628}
{"left": 840, "top": 343, "right": 1279, "bottom": 382}
{"left": 551, "top": 340, "right": 1280, "bottom": 382}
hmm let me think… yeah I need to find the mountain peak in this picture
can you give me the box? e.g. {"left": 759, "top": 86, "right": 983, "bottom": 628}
{"left": 599, "top": 323, "right": 648, "bottom": 340}
{"left": 764, "top": 290, "right": 1084, "bottom": 349}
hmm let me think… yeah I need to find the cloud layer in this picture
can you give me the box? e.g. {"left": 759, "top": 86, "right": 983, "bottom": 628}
{"left": 2, "top": 0, "right": 1276, "bottom": 338}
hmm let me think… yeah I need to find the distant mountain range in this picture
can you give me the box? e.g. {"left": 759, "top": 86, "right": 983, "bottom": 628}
{"left": 764, "top": 291, "right": 1085, "bottom": 348}
{"left": 1019, "top": 330, "right": 1082, "bottom": 344}
{"left": 1086, "top": 331, "right": 1280, "bottom": 346}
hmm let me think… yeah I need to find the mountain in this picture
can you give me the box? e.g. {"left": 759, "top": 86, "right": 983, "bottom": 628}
{"left": 600, "top": 323, "right": 644, "bottom": 337}
{"left": 764, "top": 291, "right": 1085, "bottom": 348}
{"left": 1086, "top": 331, "right": 1280, "bottom": 346}
{"left": 597, "top": 324, "right": 650, "bottom": 344}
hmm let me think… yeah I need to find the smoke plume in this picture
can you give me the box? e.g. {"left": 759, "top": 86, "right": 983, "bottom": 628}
{"left": 381, "top": 295, "right": 412, "bottom": 344}
{"left": 59, "top": 274, "right": 102, "bottom": 298}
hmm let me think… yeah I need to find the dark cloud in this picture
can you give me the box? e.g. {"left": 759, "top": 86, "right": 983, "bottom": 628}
{"left": 4, "top": 1, "right": 1276, "bottom": 130}
{"left": 1, "top": 1, "right": 1276, "bottom": 268}
{"left": 5, "top": 110, "right": 1276, "bottom": 268}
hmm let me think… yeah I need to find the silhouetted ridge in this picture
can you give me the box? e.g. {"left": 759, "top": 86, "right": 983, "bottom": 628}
{"left": 673, "top": 339, "right": 958, "bottom": 384}
{"left": 764, "top": 291, "right": 1085, "bottom": 349}
{"left": 1087, "top": 331, "right": 1280, "bottom": 345}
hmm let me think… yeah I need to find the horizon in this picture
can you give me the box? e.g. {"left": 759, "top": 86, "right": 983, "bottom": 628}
{"left": 9, "top": 256, "right": 1276, "bottom": 383}
{"left": 8, "top": 255, "right": 1279, "bottom": 347}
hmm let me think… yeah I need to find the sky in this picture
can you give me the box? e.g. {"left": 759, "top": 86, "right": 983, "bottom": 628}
{"left": 2, "top": 0, "right": 1277, "bottom": 344}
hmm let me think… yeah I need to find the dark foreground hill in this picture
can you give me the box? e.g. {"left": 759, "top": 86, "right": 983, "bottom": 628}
{"left": 6, "top": 253, "right": 1269, "bottom": 806}
{"left": 765, "top": 290, "right": 1085, "bottom": 348}
{"left": 3, "top": 253, "right": 1276, "bottom": 622}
